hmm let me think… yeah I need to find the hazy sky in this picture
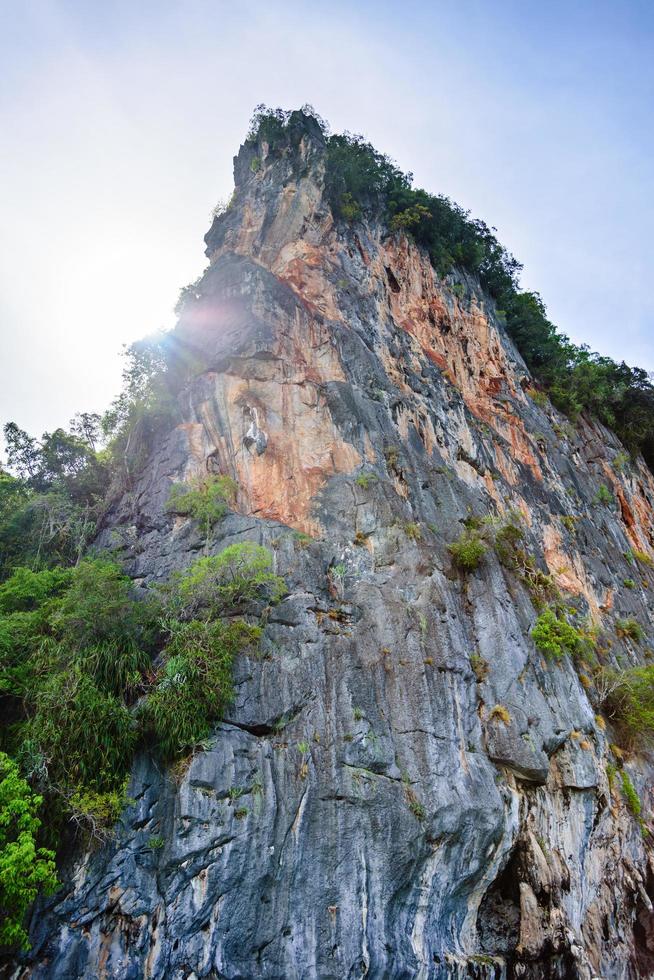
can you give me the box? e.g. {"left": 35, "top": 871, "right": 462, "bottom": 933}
{"left": 1, "top": 0, "right": 653, "bottom": 443}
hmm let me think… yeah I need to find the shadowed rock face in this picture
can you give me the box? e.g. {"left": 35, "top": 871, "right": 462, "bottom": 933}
{"left": 14, "top": 113, "right": 654, "bottom": 979}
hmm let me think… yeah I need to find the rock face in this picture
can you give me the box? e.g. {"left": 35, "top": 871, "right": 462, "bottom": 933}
{"left": 14, "top": 113, "right": 654, "bottom": 979}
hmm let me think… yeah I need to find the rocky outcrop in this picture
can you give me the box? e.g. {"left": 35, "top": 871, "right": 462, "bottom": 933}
{"left": 13, "top": 111, "right": 654, "bottom": 979}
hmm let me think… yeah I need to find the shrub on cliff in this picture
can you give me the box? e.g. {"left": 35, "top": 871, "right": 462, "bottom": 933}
{"left": 140, "top": 543, "right": 281, "bottom": 756}
{"left": 598, "top": 665, "right": 654, "bottom": 745}
{"left": 0, "top": 752, "right": 57, "bottom": 950}
{"left": 167, "top": 475, "right": 237, "bottom": 554}
{"left": 27, "top": 669, "right": 136, "bottom": 795}
{"left": 140, "top": 619, "right": 261, "bottom": 757}
{"left": 171, "top": 542, "right": 286, "bottom": 618}
{"left": 448, "top": 529, "right": 487, "bottom": 571}
{"left": 615, "top": 618, "right": 646, "bottom": 643}
{"left": 531, "top": 608, "right": 585, "bottom": 660}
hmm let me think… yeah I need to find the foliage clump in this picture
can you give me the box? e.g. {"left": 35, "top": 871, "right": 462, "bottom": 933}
{"left": 355, "top": 471, "right": 377, "bottom": 490}
{"left": 403, "top": 522, "right": 422, "bottom": 542}
{"left": 448, "top": 528, "right": 487, "bottom": 571}
{"left": 594, "top": 484, "right": 613, "bottom": 506}
{"left": 0, "top": 420, "right": 105, "bottom": 577}
{"left": 0, "top": 752, "right": 57, "bottom": 949}
{"left": 170, "top": 542, "right": 285, "bottom": 618}
{"left": 27, "top": 669, "right": 136, "bottom": 796}
{"left": 470, "top": 654, "right": 489, "bottom": 683}
{"left": 615, "top": 618, "right": 646, "bottom": 643}
{"left": 598, "top": 665, "right": 654, "bottom": 746}
{"left": 620, "top": 770, "right": 642, "bottom": 818}
{"left": 140, "top": 619, "right": 260, "bottom": 758}
{"left": 531, "top": 608, "right": 587, "bottom": 661}
{"left": 167, "top": 475, "right": 237, "bottom": 553}
{"left": 488, "top": 705, "right": 511, "bottom": 725}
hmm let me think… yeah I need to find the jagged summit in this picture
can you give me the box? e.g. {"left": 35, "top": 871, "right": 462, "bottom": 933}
{"left": 16, "top": 109, "right": 654, "bottom": 980}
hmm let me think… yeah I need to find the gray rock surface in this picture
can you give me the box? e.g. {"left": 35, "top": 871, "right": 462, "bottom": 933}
{"left": 11, "top": 111, "right": 654, "bottom": 979}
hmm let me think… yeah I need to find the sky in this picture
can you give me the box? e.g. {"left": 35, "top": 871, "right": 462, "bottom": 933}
{"left": 1, "top": 0, "right": 653, "bottom": 444}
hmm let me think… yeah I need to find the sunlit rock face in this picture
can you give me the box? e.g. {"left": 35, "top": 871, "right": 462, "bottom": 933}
{"left": 18, "top": 112, "right": 654, "bottom": 979}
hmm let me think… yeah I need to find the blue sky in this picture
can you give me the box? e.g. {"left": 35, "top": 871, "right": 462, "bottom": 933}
{"left": 1, "top": 0, "right": 652, "bottom": 439}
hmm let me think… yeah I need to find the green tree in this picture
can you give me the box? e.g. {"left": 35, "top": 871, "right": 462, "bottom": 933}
{"left": 100, "top": 334, "right": 181, "bottom": 487}
{"left": 0, "top": 752, "right": 57, "bottom": 949}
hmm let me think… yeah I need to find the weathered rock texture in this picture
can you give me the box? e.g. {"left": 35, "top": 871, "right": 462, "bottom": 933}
{"left": 12, "top": 113, "right": 654, "bottom": 979}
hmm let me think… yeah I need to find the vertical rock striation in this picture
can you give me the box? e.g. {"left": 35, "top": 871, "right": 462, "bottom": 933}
{"left": 13, "top": 111, "right": 654, "bottom": 979}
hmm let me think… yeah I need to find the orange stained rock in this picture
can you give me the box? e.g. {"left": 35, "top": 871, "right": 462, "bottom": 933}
{"left": 493, "top": 445, "right": 518, "bottom": 486}
{"left": 180, "top": 352, "right": 360, "bottom": 537}
{"left": 542, "top": 523, "right": 602, "bottom": 620}
{"left": 270, "top": 241, "right": 342, "bottom": 320}
{"left": 375, "top": 236, "right": 544, "bottom": 482}
{"left": 615, "top": 484, "right": 654, "bottom": 553}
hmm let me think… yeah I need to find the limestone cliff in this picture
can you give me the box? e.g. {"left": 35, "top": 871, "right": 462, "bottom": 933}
{"left": 14, "top": 112, "right": 654, "bottom": 979}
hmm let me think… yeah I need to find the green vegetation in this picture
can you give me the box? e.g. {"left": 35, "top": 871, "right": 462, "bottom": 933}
{"left": 167, "top": 475, "right": 237, "bottom": 553}
{"left": 0, "top": 426, "right": 104, "bottom": 578}
{"left": 626, "top": 548, "right": 653, "bottom": 567}
{"left": 599, "top": 665, "right": 654, "bottom": 744}
{"left": 245, "top": 106, "right": 654, "bottom": 473}
{"left": 531, "top": 607, "right": 587, "bottom": 661}
{"left": 407, "top": 798, "right": 426, "bottom": 821}
{"left": 446, "top": 512, "right": 556, "bottom": 608}
{"left": 448, "top": 528, "right": 487, "bottom": 571}
{"left": 615, "top": 618, "right": 646, "bottom": 643}
{"left": 140, "top": 618, "right": 261, "bottom": 758}
{"left": 100, "top": 334, "right": 192, "bottom": 485}
{"left": 27, "top": 670, "right": 136, "bottom": 797}
{"left": 329, "top": 562, "right": 347, "bottom": 599}
{"left": 526, "top": 387, "right": 549, "bottom": 409}
{"left": 67, "top": 783, "right": 130, "bottom": 835}
{"left": 620, "top": 770, "right": 642, "bottom": 818}
{"left": 403, "top": 522, "right": 422, "bottom": 542}
{"left": 0, "top": 752, "right": 57, "bottom": 949}
{"left": 0, "top": 333, "right": 206, "bottom": 583}
{"left": 594, "top": 483, "right": 613, "bottom": 506}
{"left": 355, "top": 471, "right": 377, "bottom": 490}
{"left": 170, "top": 542, "right": 285, "bottom": 617}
